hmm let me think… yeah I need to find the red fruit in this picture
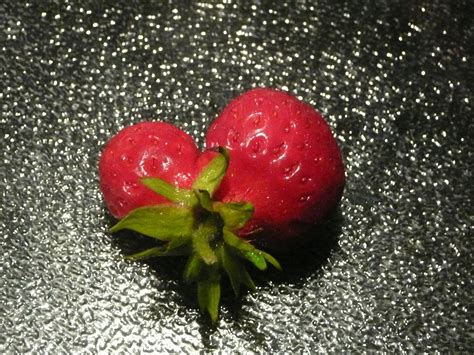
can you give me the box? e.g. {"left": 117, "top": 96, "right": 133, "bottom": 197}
{"left": 205, "top": 88, "right": 345, "bottom": 242}
{"left": 99, "top": 122, "right": 201, "bottom": 218}
{"left": 99, "top": 88, "right": 344, "bottom": 323}
{"left": 100, "top": 89, "right": 345, "bottom": 241}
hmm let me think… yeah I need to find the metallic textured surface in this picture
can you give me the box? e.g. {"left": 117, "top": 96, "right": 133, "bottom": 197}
{"left": 1, "top": 1, "right": 472, "bottom": 352}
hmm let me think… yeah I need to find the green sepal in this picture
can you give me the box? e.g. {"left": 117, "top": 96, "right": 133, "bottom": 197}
{"left": 194, "top": 189, "right": 214, "bottom": 212}
{"left": 223, "top": 229, "right": 281, "bottom": 272}
{"left": 192, "top": 222, "right": 218, "bottom": 265}
{"left": 214, "top": 202, "right": 254, "bottom": 231}
{"left": 197, "top": 281, "right": 207, "bottom": 312}
{"left": 167, "top": 233, "right": 192, "bottom": 250}
{"left": 218, "top": 146, "right": 230, "bottom": 162}
{"left": 125, "top": 234, "right": 191, "bottom": 260}
{"left": 260, "top": 250, "right": 282, "bottom": 270}
{"left": 192, "top": 148, "right": 229, "bottom": 197}
{"left": 110, "top": 205, "right": 194, "bottom": 241}
{"left": 183, "top": 254, "right": 203, "bottom": 282}
{"left": 242, "top": 251, "right": 267, "bottom": 270}
{"left": 197, "top": 267, "right": 221, "bottom": 324}
{"left": 140, "top": 177, "right": 196, "bottom": 206}
{"left": 224, "top": 229, "right": 267, "bottom": 270}
{"left": 218, "top": 244, "right": 242, "bottom": 296}
{"left": 125, "top": 243, "right": 191, "bottom": 261}
{"left": 222, "top": 228, "right": 255, "bottom": 252}
{"left": 240, "top": 266, "right": 256, "bottom": 291}
{"left": 108, "top": 146, "right": 284, "bottom": 325}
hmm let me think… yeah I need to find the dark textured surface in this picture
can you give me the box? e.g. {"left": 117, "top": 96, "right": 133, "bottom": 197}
{"left": 1, "top": 1, "right": 473, "bottom": 352}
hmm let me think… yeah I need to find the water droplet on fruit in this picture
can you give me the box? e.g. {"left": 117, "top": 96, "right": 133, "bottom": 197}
{"left": 255, "top": 97, "right": 264, "bottom": 106}
{"left": 284, "top": 125, "right": 291, "bottom": 133}
{"left": 112, "top": 172, "right": 117, "bottom": 178}
{"left": 300, "top": 176, "right": 310, "bottom": 184}
{"left": 273, "top": 108, "right": 279, "bottom": 118}
{"left": 253, "top": 116, "right": 261, "bottom": 126}
{"left": 127, "top": 137, "right": 135, "bottom": 144}
{"left": 314, "top": 157, "right": 321, "bottom": 164}
{"left": 177, "top": 144, "right": 182, "bottom": 154}
{"left": 298, "top": 194, "right": 311, "bottom": 203}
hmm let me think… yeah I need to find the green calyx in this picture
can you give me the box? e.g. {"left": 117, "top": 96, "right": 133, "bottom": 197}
{"left": 109, "top": 148, "right": 281, "bottom": 324}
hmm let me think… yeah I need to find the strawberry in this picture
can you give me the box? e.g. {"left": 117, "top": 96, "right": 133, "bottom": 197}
{"left": 100, "top": 122, "right": 277, "bottom": 324}
{"left": 206, "top": 88, "right": 345, "bottom": 245}
{"left": 99, "top": 121, "right": 201, "bottom": 218}
{"left": 99, "top": 88, "right": 344, "bottom": 323}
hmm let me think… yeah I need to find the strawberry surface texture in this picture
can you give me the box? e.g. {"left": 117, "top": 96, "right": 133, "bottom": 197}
{"left": 99, "top": 121, "right": 201, "bottom": 218}
{"left": 206, "top": 88, "right": 345, "bottom": 242}
{"left": 100, "top": 88, "right": 345, "bottom": 240}
{"left": 98, "top": 88, "right": 345, "bottom": 323}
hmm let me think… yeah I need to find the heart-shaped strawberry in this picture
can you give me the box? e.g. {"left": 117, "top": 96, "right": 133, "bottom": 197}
{"left": 99, "top": 88, "right": 344, "bottom": 323}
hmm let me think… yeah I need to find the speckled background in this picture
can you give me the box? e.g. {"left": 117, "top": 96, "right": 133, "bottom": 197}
{"left": 1, "top": 0, "right": 473, "bottom": 353}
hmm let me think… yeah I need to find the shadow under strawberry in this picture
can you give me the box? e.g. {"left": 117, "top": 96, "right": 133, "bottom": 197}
{"left": 99, "top": 90, "right": 346, "bottom": 326}
{"left": 250, "top": 207, "right": 343, "bottom": 287}
{"left": 110, "top": 206, "right": 343, "bottom": 334}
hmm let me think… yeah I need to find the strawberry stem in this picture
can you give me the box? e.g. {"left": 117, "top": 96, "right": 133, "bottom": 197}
{"left": 192, "top": 221, "right": 218, "bottom": 265}
{"left": 109, "top": 148, "right": 281, "bottom": 324}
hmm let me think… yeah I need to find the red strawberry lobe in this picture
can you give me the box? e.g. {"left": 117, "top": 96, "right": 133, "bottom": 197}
{"left": 99, "top": 121, "right": 200, "bottom": 218}
{"left": 206, "top": 88, "right": 345, "bottom": 242}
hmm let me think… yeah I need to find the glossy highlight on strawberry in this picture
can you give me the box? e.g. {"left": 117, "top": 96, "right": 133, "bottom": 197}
{"left": 206, "top": 88, "right": 345, "bottom": 242}
{"left": 98, "top": 88, "right": 345, "bottom": 323}
{"left": 99, "top": 122, "right": 201, "bottom": 218}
